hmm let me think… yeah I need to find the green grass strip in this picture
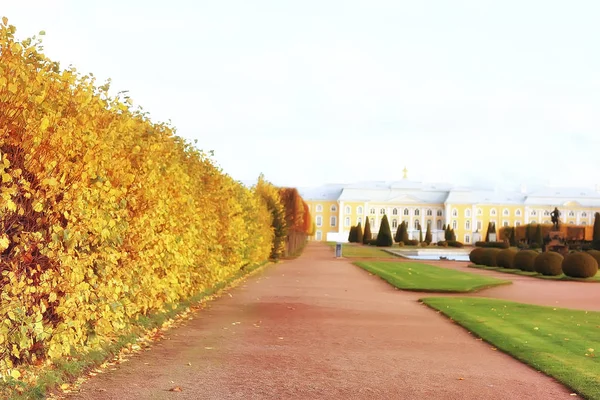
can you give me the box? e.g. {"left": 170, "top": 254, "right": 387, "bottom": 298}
{"left": 354, "top": 261, "right": 510, "bottom": 292}
{"left": 421, "top": 297, "right": 600, "bottom": 400}
{"left": 469, "top": 264, "right": 600, "bottom": 282}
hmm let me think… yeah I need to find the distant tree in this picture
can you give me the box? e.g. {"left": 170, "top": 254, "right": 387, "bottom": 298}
{"left": 425, "top": 223, "right": 432, "bottom": 244}
{"left": 508, "top": 227, "right": 517, "bottom": 247}
{"left": 484, "top": 222, "right": 492, "bottom": 242}
{"left": 362, "top": 218, "right": 372, "bottom": 244}
{"left": 348, "top": 226, "right": 357, "bottom": 243}
{"left": 592, "top": 213, "right": 600, "bottom": 250}
{"left": 376, "top": 215, "right": 393, "bottom": 247}
{"left": 534, "top": 224, "right": 543, "bottom": 246}
{"left": 356, "top": 222, "right": 364, "bottom": 244}
{"left": 401, "top": 221, "right": 409, "bottom": 244}
{"left": 445, "top": 225, "right": 452, "bottom": 241}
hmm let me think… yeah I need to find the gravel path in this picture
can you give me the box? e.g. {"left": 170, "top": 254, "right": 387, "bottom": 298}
{"left": 69, "top": 244, "right": 574, "bottom": 399}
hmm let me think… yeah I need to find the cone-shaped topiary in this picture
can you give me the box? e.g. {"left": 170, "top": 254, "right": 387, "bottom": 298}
{"left": 534, "top": 252, "right": 564, "bottom": 276}
{"left": 481, "top": 248, "right": 502, "bottom": 266}
{"left": 401, "top": 221, "right": 409, "bottom": 244}
{"left": 394, "top": 224, "right": 402, "bottom": 243}
{"left": 534, "top": 224, "right": 543, "bottom": 247}
{"left": 586, "top": 249, "right": 600, "bottom": 266}
{"left": 419, "top": 229, "right": 423, "bottom": 243}
{"left": 362, "top": 218, "right": 372, "bottom": 244}
{"left": 348, "top": 226, "right": 357, "bottom": 243}
{"left": 485, "top": 222, "right": 491, "bottom": 242}
{"left": 469, "top": 247, "right": 486, "bottom": 265}
{"left": 376, "top": 215, "right": 393, "bottom": 247}
{"left": 450, "top": 228, "right": 457, "bottom": 241}
{"left": 356, "top": 222, "right": 363, "bottom": 244}
{"left": 497, "top": 249, "right": 518, "bottom": 269}
{"left": 425, "top": 223, "right": 432, "bottom": 244}
{"left": 514, "top": 250, "right": 539, "bottom": 271}
{"left": 509, "top": 227, "right": 517, "bottom": 247}
{"left": 593, "top": 213, "right": 600, "bottom": 250}
{"left": 562, "top": 252, "right": 599, "bottom": 278}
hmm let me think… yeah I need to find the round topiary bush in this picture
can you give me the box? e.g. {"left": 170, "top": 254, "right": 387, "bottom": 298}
{"left": 480, "top": 248, "right": 502, "bottom": 267}
{"left": 562, "top": 252, "right": 599, "bottom": 278}
{"left": 514, "top": 250, "right": 539, "bottom": 272}
{"left": 497, "top": 249, "right": 518, "bottom": 269}
{"left": 397, "top": 242, "right": 404, "bottom": 247}
{"left": 534, "top": 252, "right": 564, "bottom": 276}
{"left": 469, "top": 247, "right": 486, "bottom": 265}
{"left": 586, "top": 249, "right": 600, "bottom": 266}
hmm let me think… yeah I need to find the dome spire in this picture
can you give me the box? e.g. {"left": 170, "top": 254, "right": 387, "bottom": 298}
{"left": 402, "top": 166, "right": 408, "bottom": 179}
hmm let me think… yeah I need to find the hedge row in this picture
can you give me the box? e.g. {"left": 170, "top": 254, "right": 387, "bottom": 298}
{"left": 0, "top": 21, "right": 309, "bottom": 375}
{"left": 470, "top": 248, "right": 599, "bottom": 278}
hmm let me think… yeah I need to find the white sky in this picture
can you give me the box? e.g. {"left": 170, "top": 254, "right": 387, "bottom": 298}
{"left": 3, "top": 1, "right": 600, "bottom": 189}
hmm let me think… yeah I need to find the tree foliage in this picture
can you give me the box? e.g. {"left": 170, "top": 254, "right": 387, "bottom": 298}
{"left": 362, "top": 217, "right": 372, "bottom": 244}
{"left": 376, "top": 215, "right": 393, "bottom": 247}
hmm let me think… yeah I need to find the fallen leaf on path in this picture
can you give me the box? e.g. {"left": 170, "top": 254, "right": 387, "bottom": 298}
{"left": 490, "top": 347, "right": 497, "bottom": 351}
{"left": 457, "top": 377, "right": 464, "bottom": 380}
{"left": 187, "top": 362, "right": 192, "bottom": 366}
{"left": 205, "top": 347, "right": 213, "bottom": 350}
{"left": 169, "top": 386, "right": 183, "bottom": 392}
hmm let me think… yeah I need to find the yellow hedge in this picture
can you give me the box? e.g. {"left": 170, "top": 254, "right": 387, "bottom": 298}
{"left": 0, "top": 18, "right": 274, "bottom": 372}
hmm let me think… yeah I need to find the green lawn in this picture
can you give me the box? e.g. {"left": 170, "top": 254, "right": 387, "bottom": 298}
{"left": 422, "top": 297, "right": 600, "bottom": 400}
{"left": 469, "top": 264, "right": 600, "bottom": 282}
{"left": 354, "top": 261, "right": 510, "bottom": 292}
{"left": 326, "top": 243, "right": 396, "bottom": 258}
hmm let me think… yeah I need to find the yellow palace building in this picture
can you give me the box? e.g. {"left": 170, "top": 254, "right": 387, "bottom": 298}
{"left": 299, "top": 171, "right": 600, "bottom": 244}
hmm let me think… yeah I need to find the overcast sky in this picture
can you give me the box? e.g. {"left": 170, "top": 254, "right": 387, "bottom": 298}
{"left": 3, "top": 1, "right": 600, "bottom": 190}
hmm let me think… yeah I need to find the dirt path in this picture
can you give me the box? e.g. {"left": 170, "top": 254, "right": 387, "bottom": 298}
{"left": 417, "top": 260, "right": 600, "bottom": 311}
{"left": 69, "top": 244, "right": 572, "bottom": 400}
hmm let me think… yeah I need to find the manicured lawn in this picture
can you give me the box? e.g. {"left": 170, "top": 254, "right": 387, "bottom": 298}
{"left": 469, "top": 264, "right": 600, "bottom": 282}
{"left": 326, "top": 243, "right": 396, "bottom": 258}
{"left": 354, "top": 261, "right": 510, "bottom": 292}
{"left": 422, "top": 297, "right": 600, "bottom": 400}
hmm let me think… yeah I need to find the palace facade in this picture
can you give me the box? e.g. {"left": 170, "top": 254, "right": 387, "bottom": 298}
{"left": 299, "top": 177, "right": 600, "bottom": 244}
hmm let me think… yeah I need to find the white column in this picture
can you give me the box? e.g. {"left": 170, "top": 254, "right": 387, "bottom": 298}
{"left": 445, "top": 203, "right": 451, "bottom": 226}
{"left": 338, "top": 201, "right": 344, "bottom": 234}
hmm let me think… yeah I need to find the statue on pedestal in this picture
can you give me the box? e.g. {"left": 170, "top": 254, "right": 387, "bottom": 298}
{"left": 550, "top": 207, "right": 560, "bottom": 231}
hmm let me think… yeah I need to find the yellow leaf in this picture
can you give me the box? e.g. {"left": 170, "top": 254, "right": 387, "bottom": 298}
{"left": 2, "top": 16, "right": 7, "bottom": 26}
{"left": 0, "top": 235, "right": 9, "bottom": 252}
{"left": 8, "top": 83, "right": 17, "bottom": 94}
{"left": 40, "top": 117, "right": 50, "bottom": 131}
{"left": 49, "top": 292, "right": 57, "bottom": 302}
{"left": 10, "top": 369, "right": 21, "bottom": 379}
{"left": 2, "top": 173, "right": 12, "bottom": 183}
{"left": 33, "top": 202, "right": 43, "bottom": 212}
{"left": 6, "top": 199, "right": 16, "bottom": 212}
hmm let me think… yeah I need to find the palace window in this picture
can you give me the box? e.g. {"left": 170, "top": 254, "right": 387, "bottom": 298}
{"left": 516, "top": 209, "right": 522, "bottom": 216}
{"left": 316, "top": 231, "right": 322, "bottom": 241}
{"left": 380, "top": 208, "right": 386, "bottom": 215}
{"left": 530, "top": 210, "right": 537, "bottom": 216}
{"left": 465, "top": 220, "right": 471, "bottom": 230}
{"left": 370, "top": 208, "right": 375, "bottom": 214}
{"left": 436, "top": 220, "right": 442, "bottom": 230}
{"left": 582, "top": 212, "right": 587, "bottom": 218}
{"left": 544, "top": 210, "right": 550, "bottom": 216}
{"left": 503, "top": 209, "right": 509, "bottom": 216}
{"left": 452, "top": 220, "right": 457, "bottom": 230}
{"left": 515, "top": 221, "right": 521, "bottom": 227}
{"left": 330, "top": 216, "right": 337, "bottom": 227}
{"left": 345, "top": 206, "right": 351, "bottom": 214}
{"left": 477, "top": 221, "right": 482, "bottom": 230}
{"left": 414, "top": 220, "right": 420, "bottom": 230}
{"left": 331, "top": 205, "right": 337, "bottom": 212}
{"left": 392, "top": 219, "right": 398, "bottom": 228}
{"left": 392, "top": 208, "right": 398, "bottom": 215}
{"left": 357, "top": 206, "right": 363, "bottom": 214}
{"left": 452, "top": 208, "right": 458, "bottom": 217}
{"left": 357, "top": 217, "right": 362, "bottom": 224}
{"left": 465, "top": 209, "right": 471, "bottom": 217}
{"left": 316, "top": 216, "right": 322, "bottom": 227}
{"left": 465, "top": 235, "right": 471, "bottom": 244}
{"left": 404, "top": 208, "right": 409, "bottom": 216}
{"left": 437, "top": 210, "right": 443, "bottom": 217}
{"left": 568, "top": 211, "right": 575, "bottom": 217}
{"left": 426, "top": 209, "right": 432, "bottom": 216}
{"left": 477, "top": 208, "right": 483, "bottom": 216}
{"left": 427, "top": 220, "right": 432, "bottom": 227}
{"left": 569, "top": 221, "right": 575, "bottom": 225}
{"left": 316, "top": 204, "right": 323, "bottom": 212}
{"left": 503, "top": 221, "right": 509, "bottom": 227}
{"left": 415, "top": 209, "right": 420, "bottom": 216}
{"left": 490, "top": 209, "right": 497, "bottom": 216}
{"left": 370, "top": 218, "right": 375, "bottom": 227}
{"left": 582, "top": 221, "right": 587, "bottom": 225}
{"left": 345, "top": 217, "right": 351, "bottom": 227}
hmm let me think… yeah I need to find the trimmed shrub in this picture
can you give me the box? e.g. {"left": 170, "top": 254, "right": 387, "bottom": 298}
{"left": 368, "top": 239, "right": 378, "bottom": 246}
{"left": 530, "top": 242, "right": 541, "bottom": 250}
{"left": 586, "top": 249, "right": 600, "bottom": 266}
{"left": 356, "top": 223, "right": 363, "bottom": 244}
{"left": 419, "top": 242, "right": 428, "bottom": 247}
{"left": 469, "top": 247, "right": 486, "bottom": 265}
{"left": 496, "top": 249, "right": 517, "bottom": 269}
{"left": 376, "top": 215, "right": 394, "bottom": 247}
{"left": 437, "top": 241, "right": 448, "bottom": 247}
{"left": 425, "top": 223, "right": 432, "bottom": 244}
{"left": 534, "top": 252, "right": 564, "bottom": 276}
{"left": 475, "top": 241, "right": 509, "bottom": 249}
{"left": 397, "top": 241, "right": 405, "bottom": 247}
{"left": 348, "top": 226, "right": 357, "bottom": 243}
{"left": 406, "top": 239, "right": 419, "bottom": 246}
{"left": 481, "top": 248, "right": 502, "bottom": 267}
{"left": 447, "top": 240, "right": 464, "bottom": 248}
{"left": 363, "top": 218, "right": 372, "bottom": 244}
{"left": 514, "top": 250, "right": 539, "bottom": 271}
{"left": 562, "top": 252, "right": 599, "bottom": 278}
